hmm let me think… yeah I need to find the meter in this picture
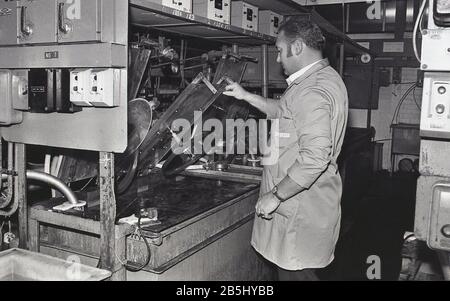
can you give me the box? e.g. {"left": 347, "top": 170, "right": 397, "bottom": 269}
{"left": 434, "top": 0, "right": 450, "bottom": 27}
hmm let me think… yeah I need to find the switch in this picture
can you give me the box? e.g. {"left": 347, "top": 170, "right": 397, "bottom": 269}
{"left": 88, "top": 68, "right": 123, "bottom": 107}
{"left": 70, "top": 69, "right": 92, "bottom": 107}
{"left": 442, "top": 224, "right": 450, "bottom": 238}
{"left": 436, "top": 104, "right": 446, "bottom": 114}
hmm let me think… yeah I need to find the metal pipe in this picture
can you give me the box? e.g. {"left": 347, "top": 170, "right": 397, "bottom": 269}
{"left": 2, "top": 148, "right": 78, "bottom": 217}
{"left": 26, "top": 170, "right": 78, "bottom": 205}
{"left": 232, "top": 44, "right": 239, "bottom": 55}
{"left": 262, "top": 44, "right": 269, "bottom": 98}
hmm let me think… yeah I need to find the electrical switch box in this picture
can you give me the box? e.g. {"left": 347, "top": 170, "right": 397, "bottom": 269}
{"left": 88, "top": 69, "right": 124, "bottom": 107}
{"left": 147, "top": 0, "right": 192, "bottom": 13}
{"left": 0, "top": 70, "right": 25, "bottom": 126}
{"left": 231, "top": 1, "right": 258, "bottom": 31}
{"left": 193, "top": 0, "right": 231, "bottom": 24}
{"left": 57, "top": 0, "right": 127, "bottom": 44}
{"left": 421, "top": 0, "right": 450, "bottom": 72}
{"left": 55, "top": 69, "right": 81, "bottom": 113}
{"left": 259, "top": 11, "right": 283, "bottom": 37}
{"left": 420, "top": 72, "right": 450, "bottom": 139}
{"left": 70, "top": 69, "right": 92, "bottom": 107}
{"left": 0, "top": 1, "right": 19, "bottom": 45}
{"left": 18, "top": 0, "right": 58, "bottom": 44}
{"left": 70, "top": 69, "right": 124, "bottom": 108}
{"left": 28, "top": 69, "right": 55, "bottom": 113}
{"left": 162, "top": 0, "right": 192, "bottom": 13}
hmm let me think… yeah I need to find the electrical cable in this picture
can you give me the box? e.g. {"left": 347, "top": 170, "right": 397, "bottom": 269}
{"left": 75, "top": 177, "right": 96, "bottom": 193}
{"left": 413, "top": 0, "right": 428, "bottom": 64}
{"left": 390, "top": 84, "right": 417, "bottom": 128}
{"left": 124, "top": 215, "right": 152, "bottom": 272}
{"left": 96, "top": 205, "right": 152, "bottom": 272}
{"left": 412, "top": 86, "right": 421, "bottom": 110}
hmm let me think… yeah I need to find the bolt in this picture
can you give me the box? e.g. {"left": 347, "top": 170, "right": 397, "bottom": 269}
{"left": 422, "top": 64, "right": 428, "bottom": 69}
{"left": 422, "top": 29, "right": 428, "bottom": 35}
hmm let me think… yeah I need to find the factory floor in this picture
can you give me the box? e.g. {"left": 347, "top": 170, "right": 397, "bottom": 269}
{"left": 319, "top": 170, "right": 429, "bottom": 281}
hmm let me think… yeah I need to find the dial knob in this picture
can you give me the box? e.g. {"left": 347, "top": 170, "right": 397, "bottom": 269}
{"left": 436, "top": 104, "right": 446, "bottom": 114}
{"left": 441, "top": 224, "right": 450, "bottom": 238}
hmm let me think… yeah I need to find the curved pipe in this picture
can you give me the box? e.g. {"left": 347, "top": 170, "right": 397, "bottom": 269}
{"left": 26, "top": 170, "right": 78, "bottom": 205}
{"left": 2, "top": 170, "right": 79, "bottom": 206}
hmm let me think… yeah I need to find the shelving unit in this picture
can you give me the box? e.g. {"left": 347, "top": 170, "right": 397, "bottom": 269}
{"left": 130, "top": 0, "right": 275, "bottom": 46}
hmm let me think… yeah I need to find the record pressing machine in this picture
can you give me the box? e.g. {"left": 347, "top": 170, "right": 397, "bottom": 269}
{"left": 0, "top": 0, "right": 274, "bottom": 280}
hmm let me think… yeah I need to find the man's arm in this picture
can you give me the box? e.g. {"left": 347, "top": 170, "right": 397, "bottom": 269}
{"left": 255, "top": 89, "right": 334, "bottom": 219}
{"left": 223, "top": 82, "right": 283, "bottom": 118}
{"left": 275, "top": 89, "right": 333, "bottom": 201}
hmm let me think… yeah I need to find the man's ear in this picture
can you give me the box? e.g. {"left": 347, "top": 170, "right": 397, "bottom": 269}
{"left": 292, "top": 40, "right": 303, "bottom": 56}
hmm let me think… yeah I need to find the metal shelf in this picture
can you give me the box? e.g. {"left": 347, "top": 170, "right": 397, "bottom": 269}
{"left": 129, "top": 0, "right": 276, "bottom": 46}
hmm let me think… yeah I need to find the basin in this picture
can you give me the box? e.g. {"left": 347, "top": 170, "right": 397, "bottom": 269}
{"left": 0, "top": 248, "right": 111, "bottom": 281}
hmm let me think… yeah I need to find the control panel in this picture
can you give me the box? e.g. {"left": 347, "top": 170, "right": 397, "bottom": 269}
{"left": 421, "top": 0, "right": 450, "bottom": 72}
{"left": 259, "top": 11, "right": 283, "bottom": 37}
{"left": 193, "top": 0, "right": 231, "bottom": 24}
{"left": 420, "top": 73, "right": 450, "bottom": 139}
{"left": 231, "top": 1, "right": 259, "bottom": 32}
{"left": 0, "top": 0, "right": 128, "bottom": 152}
{"left": 161, "top": 0, "right": 193, "bottom": 13}
{"left": 429, "top": 183, "right": 450, "bottom": 251}
{"left": 70, "top": 69, "right": 124, "bottom": 108}
{"left": 0, "top": 0, "right": 127, "bottom": 46}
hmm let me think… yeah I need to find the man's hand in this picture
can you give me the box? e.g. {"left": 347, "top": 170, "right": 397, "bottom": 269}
{"left": 255, "top": 192, "right": 281, "bottom": 220}
{"left": 223, "top": 82, "right": 250, "bottom": 101}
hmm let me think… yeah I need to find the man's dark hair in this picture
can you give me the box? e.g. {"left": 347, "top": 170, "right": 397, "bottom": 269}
{"left": 278, "top": 16, "right": 326, "bottom": 51}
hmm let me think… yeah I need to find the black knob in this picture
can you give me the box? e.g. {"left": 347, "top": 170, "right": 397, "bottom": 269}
{"left": 442, "top": 224, "right": 450, "bottom": 238}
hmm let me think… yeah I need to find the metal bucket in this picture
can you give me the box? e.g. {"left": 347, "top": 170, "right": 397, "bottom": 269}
{"left": 0, "top": 248, "right": 111, "bottom": 281}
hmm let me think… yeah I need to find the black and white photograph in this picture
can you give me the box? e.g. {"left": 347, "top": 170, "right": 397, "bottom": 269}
{"left": 0, "top": 0, "right": 449, "bottom": 286}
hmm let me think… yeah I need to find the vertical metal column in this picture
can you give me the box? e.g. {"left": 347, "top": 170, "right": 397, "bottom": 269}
{"left": 99, "top": 152, "right": 124, "bottom": 280}
{"left": 338, "top": 43, "right": 345, "bottom": 77}
{"left": 367, "top": 62, "right": 375, "bottom": 130}
{"left": 232, "top": 44, "right": 239, "bottom": 55}
{"left": 262, "top": 44, "right": 269, "bottom": 98}
{"left": 16, "top": 143, "right": 28, "bottom": 249}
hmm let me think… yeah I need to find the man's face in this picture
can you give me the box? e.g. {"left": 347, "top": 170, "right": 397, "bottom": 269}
{"left": 275, "top": 32, "right": 298, "bottom": 76}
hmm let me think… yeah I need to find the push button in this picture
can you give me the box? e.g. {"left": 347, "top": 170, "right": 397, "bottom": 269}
{"left": 436, "top": 104, "right": 446, "bottom": 114}
{"left": 441, "top": 224, "right": 450, "bottom": 238}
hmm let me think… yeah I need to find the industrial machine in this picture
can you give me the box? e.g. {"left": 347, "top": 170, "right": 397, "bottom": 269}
{"left": 0, "top": 0, "right": 373, "bottom": 281}
{"left": 0, "top": 0, "right": 277, "bottom": 281}
{"left": 415, "top": 0, "right": 450, "bottom": 279}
